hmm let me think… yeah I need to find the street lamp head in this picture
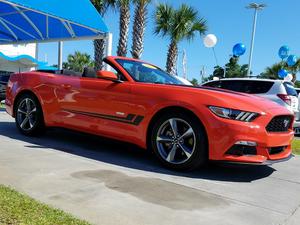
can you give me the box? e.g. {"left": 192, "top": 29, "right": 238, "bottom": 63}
{"left": 246, "top": 3, "right": 267, "bottom": 10}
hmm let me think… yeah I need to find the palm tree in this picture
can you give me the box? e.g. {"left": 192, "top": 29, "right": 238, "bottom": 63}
{"left": 190, "top": 78, "right": 199, "bottom": 86}
{"left": 91, "top": 0, "right": 116, "bottom": 70}
{"left": 131, "top": 0, "right": 151, "bottom": 59}
{"left": 211, "top": 57, "right": 249, "bottom": 79}
{"left": 260, "top": 60, "right": 300, "bottom": 82}
{"left": 64, "top": 51, "right": 95, "bottom": 72}
{"left": 286, "top": 59, "right": 300, "bottom": 82}
{"left": 154, "top": 4, "right": 207, "bottom": 75}
{"left": 117, "top": 0, "right": 130, "bottom": 56}
{"left": 260, "top": 62, "right": 284, "bottom": 79}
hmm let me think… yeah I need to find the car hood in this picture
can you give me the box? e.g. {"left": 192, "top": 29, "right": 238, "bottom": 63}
{"left": 183, "top": 86, "right": 292, "bottom": 114}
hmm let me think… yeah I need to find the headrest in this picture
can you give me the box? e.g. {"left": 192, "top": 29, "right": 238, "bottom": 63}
{"left": 82, "top": 67, "right": 97, "bottom": 78}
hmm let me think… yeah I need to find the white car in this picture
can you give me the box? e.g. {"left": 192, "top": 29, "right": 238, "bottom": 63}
{"left": 202, "top": 78, "right": 299, "bottom": 130}
{"left": 294, "top": 88, "right": 300, "bottom": 135}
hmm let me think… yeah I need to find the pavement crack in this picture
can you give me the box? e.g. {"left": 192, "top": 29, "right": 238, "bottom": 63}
{"left": 280, "top": 202, "right": 300, "bottom": 225}
{"left": 270, "top": 176, "right": 300, "bottom": 185}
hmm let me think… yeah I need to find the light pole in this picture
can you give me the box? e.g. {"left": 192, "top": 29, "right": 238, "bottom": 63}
{"left": 246, "top": 3, "right": 266, "bottom": 77}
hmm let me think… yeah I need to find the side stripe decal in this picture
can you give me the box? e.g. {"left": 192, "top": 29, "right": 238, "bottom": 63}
{"left": 62, "top": 109, "right": 144, "bottom": 126}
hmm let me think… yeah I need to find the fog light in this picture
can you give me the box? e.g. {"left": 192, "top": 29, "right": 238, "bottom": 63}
{"left": 226, "top": 141, "right": 257, "bottom": 156}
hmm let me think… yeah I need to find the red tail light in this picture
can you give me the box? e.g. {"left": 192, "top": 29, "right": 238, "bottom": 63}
{"left": 277, "top": 94, "right": 291, "bottom": 106}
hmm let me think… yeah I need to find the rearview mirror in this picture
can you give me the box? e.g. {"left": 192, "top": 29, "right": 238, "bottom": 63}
{"left": 97, "top": 70, "right": 122, "bottom": 83}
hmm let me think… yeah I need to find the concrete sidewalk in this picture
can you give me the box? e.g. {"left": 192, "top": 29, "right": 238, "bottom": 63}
{"left": 0, "top": 109, "right": 299, "bottom": 225}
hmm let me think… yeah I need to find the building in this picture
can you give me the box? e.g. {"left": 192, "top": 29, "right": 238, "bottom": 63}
{"left": 0, "top": 43, "right": 40, "bottom": 73}
{"left": 0, "top": 43, "right": 37, "bottom": 59}
{"left": 0, "top": 44, "right": 43, "bottom": 101}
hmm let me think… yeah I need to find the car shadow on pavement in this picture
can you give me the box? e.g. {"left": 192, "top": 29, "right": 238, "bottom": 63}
{"left": 0, "top": 121, "right": 276, "bottom": 182}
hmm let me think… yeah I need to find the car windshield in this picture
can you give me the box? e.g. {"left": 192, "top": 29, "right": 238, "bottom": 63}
{"left": 116, "top": 59, "right": 184, "bottom": 85}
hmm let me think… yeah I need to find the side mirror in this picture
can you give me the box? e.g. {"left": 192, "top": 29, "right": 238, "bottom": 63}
{"left": 96, "top": 70, "right": 122, "bottom": 83}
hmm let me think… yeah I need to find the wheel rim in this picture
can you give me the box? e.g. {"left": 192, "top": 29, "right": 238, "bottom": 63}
{"left": 16, "top": 98, "right": 37, "bottom": 131}
{"left": 156, "top": 118, "right": 196, "bottom": 165}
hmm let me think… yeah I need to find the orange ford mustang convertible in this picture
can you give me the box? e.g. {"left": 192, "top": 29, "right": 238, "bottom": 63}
{"left": 5, "top": 56, "right": 294, "bottom": 171}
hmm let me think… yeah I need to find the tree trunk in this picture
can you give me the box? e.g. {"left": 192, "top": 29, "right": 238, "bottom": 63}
{"left": 117, "top": 5, "right": 130, "bottom": 57}
{"left": 93, "top": 39, "right": 105, "bottom": 70}
{"left": 92, "top": 2, "right": 106, "bottom": 70}
{"left": 131, "top": 1, "right": 147, "bottom": 59}
{"left": 166, "top": 41, "right": 178, "bottom": 75}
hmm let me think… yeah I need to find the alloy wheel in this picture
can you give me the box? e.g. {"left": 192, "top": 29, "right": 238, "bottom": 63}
{"left": 16, "top": 98, "right": 37, "bottom": 131}
{"left": 156, "top": 118, "right": 196, "bottom": 165}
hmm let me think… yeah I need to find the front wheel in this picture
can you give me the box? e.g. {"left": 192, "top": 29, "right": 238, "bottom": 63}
{"left": 15, "top": 94, "right": 45, "bottom": 136}
{"left": 150, "top": 112, "right": 207, "bottom": 171}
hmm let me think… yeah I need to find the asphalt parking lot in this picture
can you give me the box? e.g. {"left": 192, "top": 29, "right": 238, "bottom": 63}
{"left": 0, "top": 108, "right": 299, "bottom": 225}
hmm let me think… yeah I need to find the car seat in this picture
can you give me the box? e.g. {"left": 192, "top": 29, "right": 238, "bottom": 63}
{"left": 82, "top": 67, "right": 97, "bottom": 78}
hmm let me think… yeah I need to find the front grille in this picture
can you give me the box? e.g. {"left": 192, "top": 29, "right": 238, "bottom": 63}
{"left": 266, "top": 115, "right": 293, "bottom": 133}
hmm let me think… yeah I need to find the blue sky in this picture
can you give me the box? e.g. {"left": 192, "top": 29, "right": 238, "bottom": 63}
{"left": 38, "top": 0, "right": 300, "bottom": 81}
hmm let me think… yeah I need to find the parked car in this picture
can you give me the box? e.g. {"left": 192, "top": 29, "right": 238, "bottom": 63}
{"left": 293, "top": 88, "right": 300, "bottom": 135}
{"left": 5, "top": 57, "right": 293, "bottom": 171}
{"left": 0, "top": 72, "right": 12, "bottom": 101}
{"left": 202, "top": 78, "right": 300, "bottom": 131}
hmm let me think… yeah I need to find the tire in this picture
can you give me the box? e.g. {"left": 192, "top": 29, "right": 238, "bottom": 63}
{"left": 15, "top": 93, "right": 45, "bottom": 136}
{"left": 150, "top": 111, "right": 207, "bottom": 171}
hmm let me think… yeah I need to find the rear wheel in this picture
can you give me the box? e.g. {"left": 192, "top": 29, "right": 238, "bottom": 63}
{"left": 150, "top": 112, "right": 207, "bottom": 171}
{"left": 15, "top": 94, "right": 45, "bottom": 136}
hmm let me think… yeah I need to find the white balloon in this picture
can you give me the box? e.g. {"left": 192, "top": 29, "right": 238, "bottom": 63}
{"left": 284, "top": 74, "right": 293, "bottom": 82}
{"left": 203, "top": 34, "right": 218, "bottom": 48}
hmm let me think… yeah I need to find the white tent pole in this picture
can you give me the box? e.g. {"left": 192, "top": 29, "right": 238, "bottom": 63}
{"left": 34, "top": 43, "right": 39, "bottom": 70}
{"left": 58, "top": 41, "right": 63, "bottom": 70}
{"left": 35, "top": 43, "right": 39, "bottom": 60}
{"left": 104, "top": 33, "right": 113, "bottom": 71}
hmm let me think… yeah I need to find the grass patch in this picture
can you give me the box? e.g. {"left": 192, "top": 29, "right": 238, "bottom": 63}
{"left": 0, "top": 185, "right": 90, "bottom": 225}
{"left": 292, "top": 139, "right": 300, "bottom": 155}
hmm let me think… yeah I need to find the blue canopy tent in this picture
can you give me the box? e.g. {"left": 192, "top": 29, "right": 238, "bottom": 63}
{"left": 0, "top": 0, "right": 111, "bottom": 69}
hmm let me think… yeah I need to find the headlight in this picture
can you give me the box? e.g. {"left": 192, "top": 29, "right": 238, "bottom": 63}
{"left": 208, "top": 106, "right": 259, "bottom": 122}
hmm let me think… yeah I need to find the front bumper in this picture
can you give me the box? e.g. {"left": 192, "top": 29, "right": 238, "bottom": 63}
{"left": 216, "top": 154, "right": 293, "bottom": 166}
{"left": 204, "top": 107, "right": 294, "bottom": 164}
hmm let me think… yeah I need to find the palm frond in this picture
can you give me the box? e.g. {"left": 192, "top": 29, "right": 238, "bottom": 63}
{"left": 153, "top": 3, "right": 174, "bottom": 37}
{"left": 91, "top": 0, "right": 117, "bottom": 15}
{"left": 153, "top": 3, "right": 208, "bottom": 74}
{"left": 185, "top": 18, "right": 207, "bottom": 41}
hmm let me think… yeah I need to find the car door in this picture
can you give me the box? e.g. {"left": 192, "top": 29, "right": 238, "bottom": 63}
{"left": 57, "top": 72, "right": 142, "bottom": 140}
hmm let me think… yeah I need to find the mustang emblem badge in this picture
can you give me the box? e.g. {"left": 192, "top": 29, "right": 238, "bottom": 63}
{"left": 283, "top": 119, "right": 290, "bottom": 128}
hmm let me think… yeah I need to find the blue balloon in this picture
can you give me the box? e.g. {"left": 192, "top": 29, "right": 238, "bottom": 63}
{"left": 287, "top": 55, "right": 298, "bottom": 67}
{"left": 278, "top": 45, "right": 289, "bottom": 60}
{"left": 233, "top": 43, "right": 246, "bottom": 57}
{"left": 278, "top": 69, "right": 288, "bottom": 78}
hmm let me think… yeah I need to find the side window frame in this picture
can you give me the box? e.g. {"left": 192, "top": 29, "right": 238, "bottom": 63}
{"left": 103, "top": 58, "right": 128, "bottom": 81}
